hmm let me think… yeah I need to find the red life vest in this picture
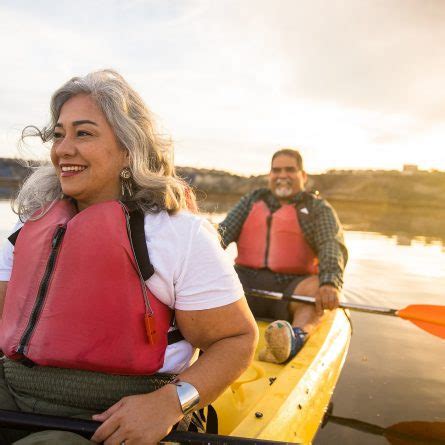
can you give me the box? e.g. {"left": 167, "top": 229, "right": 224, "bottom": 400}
{"left": 0, "top": 200, "right": 173, "bottom": 375}
{"left": 235, "top": 200, "right": 318, "bottom": 275}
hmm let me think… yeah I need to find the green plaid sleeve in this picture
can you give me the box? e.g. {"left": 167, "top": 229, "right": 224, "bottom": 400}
{"left": 302, "top": 200, "right": 348, "bottom": 289}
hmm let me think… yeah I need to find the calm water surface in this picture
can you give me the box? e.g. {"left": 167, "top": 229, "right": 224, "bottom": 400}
{"left": 1, "top": 200, "right": 444, "bottom": 444}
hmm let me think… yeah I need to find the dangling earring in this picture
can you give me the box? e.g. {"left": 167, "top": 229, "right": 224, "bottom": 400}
{"left": 120, "top": 167, "right": 133, "bottom": 199}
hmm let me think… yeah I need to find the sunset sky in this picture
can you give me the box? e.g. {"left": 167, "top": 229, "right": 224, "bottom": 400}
{"left": 0, "top": 0, "right": 444, "bottom": 175}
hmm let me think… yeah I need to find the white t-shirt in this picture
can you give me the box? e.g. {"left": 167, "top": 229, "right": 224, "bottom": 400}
{"left": 0, "top": 210, "right": 244, "bottom": 373}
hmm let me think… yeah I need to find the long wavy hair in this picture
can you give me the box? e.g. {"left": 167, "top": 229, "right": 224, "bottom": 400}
{"left": 16, "top": 69, "right": 194, "bottom": 221}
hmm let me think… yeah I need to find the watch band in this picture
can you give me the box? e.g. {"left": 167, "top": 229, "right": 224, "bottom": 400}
{"left": 171, "top": 381, "right": 200, "bottom": 415}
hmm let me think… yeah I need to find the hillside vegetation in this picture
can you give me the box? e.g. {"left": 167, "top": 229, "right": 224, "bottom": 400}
{"left": 178, "top": 166, "right": 445, "bottom": 209}
{"left": 1, "top": 159, "right": 444, "bottom": 208}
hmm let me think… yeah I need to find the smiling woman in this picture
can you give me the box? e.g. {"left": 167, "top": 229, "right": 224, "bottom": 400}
{"left": 0, "top": 69, "right": 258, "bottom": 445}
{"left": 17, "top": 71, "right": 188, "bottom": 220}
{"left": 51, "top": 94, "right": 129, "bottom": 210}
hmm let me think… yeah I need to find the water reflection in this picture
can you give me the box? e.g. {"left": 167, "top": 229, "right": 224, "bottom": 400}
{"left": 396, "top": 235, "right": 412, "bottom": 247}
{"left": 325, "top": 413, "right": 445, "bottom": 445}
{"left": 327, "top": 200, "right": 445, "bottom": 246}
{"left": 199, "top": 193, "right": 445, "bottom": 245}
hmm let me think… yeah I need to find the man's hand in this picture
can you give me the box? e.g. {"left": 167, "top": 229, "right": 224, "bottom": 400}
{"left": 314, "top": 284, "right": 340, "bottom": 315}
{"left": 91, "top": 384, "right": 183, "bottom": 445}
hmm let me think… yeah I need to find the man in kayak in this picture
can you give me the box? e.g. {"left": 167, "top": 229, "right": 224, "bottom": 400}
{"left": 218, "top": 148, "right": 347, "bottom": 363}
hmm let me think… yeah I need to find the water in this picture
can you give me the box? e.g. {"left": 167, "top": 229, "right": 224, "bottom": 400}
{"left": 1, "top": 200, "right": 444, "bottom": 444}
{"left": 315, "top": 231, "right": 445, "bottom": 444}
{"left": 314, "top": 202, "right": 445, "bottom": 444}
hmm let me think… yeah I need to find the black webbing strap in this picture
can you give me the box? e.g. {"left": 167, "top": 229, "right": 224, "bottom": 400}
{"left": 168, "top": 329, "right": 184, "bottom": 345}
{"left": 14, "top": 356, "right": 36, "bottom": 368}
{"left": 7, "top": 228, "right": 21, "bottom": 246}
{"left": 205, "top": 404, "right": 219, "bottom": 434}
{"left": 127, "top": 207, "right": 155, "bottom": 281}
{"left": 127, "top": 205, "right": 184, "bottom": 345}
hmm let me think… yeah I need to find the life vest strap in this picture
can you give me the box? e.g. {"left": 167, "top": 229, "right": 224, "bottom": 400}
{"left": 7, "top": 228, "right": 21, "bottom": 246}
{"left": 127, "top": 207, "right": 155, "bottom": 281}
{"left": 168, "top": 329, "right": 185, "bottom": 344}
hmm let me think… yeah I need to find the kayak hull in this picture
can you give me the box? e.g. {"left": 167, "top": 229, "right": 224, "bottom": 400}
{"left": 213, "top": 309, "right": 351, "bottom": 444}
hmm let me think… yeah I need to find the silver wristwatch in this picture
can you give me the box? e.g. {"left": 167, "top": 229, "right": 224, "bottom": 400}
{"left": 171, "top": 381, "right": 200, "bottom": 415}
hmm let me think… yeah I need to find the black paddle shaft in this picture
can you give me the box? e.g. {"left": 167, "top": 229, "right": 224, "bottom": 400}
{"left": 0, "top": 409, "right": 294, "bottom": 445}
{"left": 247, "top": 289, "right": 398, "bottom": 316}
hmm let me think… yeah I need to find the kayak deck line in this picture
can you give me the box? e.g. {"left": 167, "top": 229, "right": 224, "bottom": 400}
{"left": 213, "top": 309, "right": 351, "bottom": 444}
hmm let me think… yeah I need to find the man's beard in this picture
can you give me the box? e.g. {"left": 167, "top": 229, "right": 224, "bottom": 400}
{"left": 274, "top": 179, "right": 293, "bottom": 198}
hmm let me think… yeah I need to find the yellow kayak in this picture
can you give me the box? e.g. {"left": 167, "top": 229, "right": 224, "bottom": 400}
{"left": 212, "top": 309, "right": 351, "bottom": 444}
{"left": 0, "top": 310, "right": 350, "bottom": 445}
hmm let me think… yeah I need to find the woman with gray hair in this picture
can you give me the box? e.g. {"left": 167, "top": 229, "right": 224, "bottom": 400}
{"left": 0, "top": 70, "right": 257, "bottom": 444}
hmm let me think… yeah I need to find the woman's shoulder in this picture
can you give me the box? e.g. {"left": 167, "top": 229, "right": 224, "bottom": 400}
{"left": 143, "top": 210, "right": 216, "bottom": 239}
{"left": 144, "top": 208, "right": 206, "bottom": 225}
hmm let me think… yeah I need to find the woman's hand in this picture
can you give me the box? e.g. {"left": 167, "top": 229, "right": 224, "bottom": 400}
{"left": 91, "top": 298, "right": 258, "bottom": 444}
{"left": 91, "top": 384, "right": 183, "bottom": 445}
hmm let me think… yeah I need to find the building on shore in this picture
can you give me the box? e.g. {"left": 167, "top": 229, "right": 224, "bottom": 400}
{"left": 402, "top": 164, "right": 419, "bottom": 175}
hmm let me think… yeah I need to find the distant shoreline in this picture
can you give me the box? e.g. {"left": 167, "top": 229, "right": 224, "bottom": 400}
{"left": 2, "top": 196, "right": 444, "bottom": 242}
{"left": 2, "top": 158, "right": 445, "bottom": 209}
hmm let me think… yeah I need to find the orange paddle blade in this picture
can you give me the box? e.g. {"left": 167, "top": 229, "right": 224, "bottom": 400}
{"left": 385, "top": 421, "right": 445, "bottom": 445}
{"left": 397, "top": 305, "right": 445, "bottom": 339}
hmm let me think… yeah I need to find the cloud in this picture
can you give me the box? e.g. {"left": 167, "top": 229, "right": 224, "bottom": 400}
{"left": 0, "top": 0, "right": 444, "bottom": 172}
{"left": 248, "top": 0, "right": 445, "bottom": 123}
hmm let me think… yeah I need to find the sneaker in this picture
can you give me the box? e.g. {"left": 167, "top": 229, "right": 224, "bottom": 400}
{"left": 259, "top": 320, "right": 307, "bottom": 364}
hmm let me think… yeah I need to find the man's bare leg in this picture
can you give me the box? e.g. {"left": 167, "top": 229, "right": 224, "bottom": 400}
{"left": 289, "top": 275, "right": 321, "bottom": 335}
{"left": 260, "top": 275, "right": 341, "bottom": 363}
{"left": 259, "top": 275, "right": 322, "bottom": 363}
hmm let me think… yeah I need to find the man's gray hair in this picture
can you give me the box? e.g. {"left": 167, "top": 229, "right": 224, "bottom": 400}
{"left": 16, "top": 69, "right": 192, "bottom": 220}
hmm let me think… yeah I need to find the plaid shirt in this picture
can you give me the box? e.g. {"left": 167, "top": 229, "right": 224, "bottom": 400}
{"left": 218, "top": 188, "right": 348, "bottom": 289}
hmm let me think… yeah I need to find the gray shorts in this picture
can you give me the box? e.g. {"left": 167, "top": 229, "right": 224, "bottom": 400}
{"left": 0, "top": 359, "right": 95, "bottom": 444}
{"left": 235, "top": 265, "right": 312, "bottom": 322}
